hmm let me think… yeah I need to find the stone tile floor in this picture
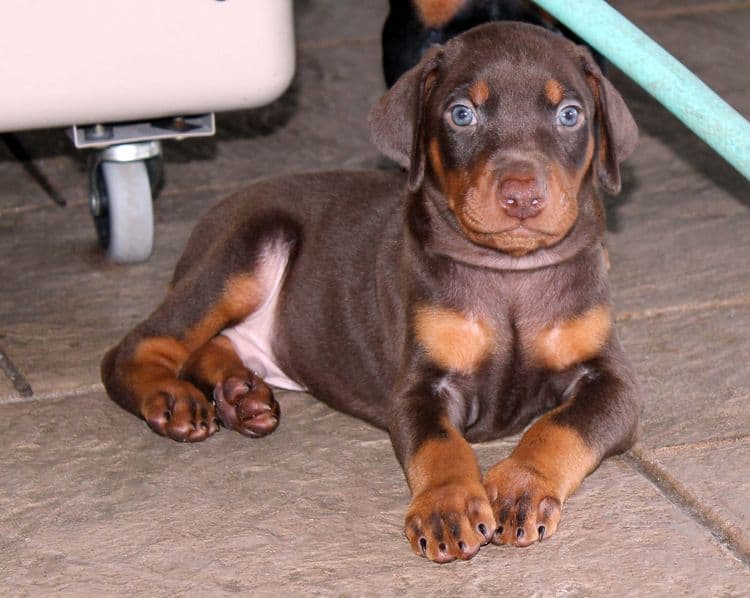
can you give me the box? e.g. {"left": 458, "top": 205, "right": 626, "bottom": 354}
{"left": 1, "top": 0, "right": 748, "bottom": 595}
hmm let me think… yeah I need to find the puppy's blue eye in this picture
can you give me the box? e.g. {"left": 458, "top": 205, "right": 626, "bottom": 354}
{"left": 557, "top": 105, "right": 581, "bottom": 127}
{"left": 450, "top": 104, "right": 476, "bottom": 127}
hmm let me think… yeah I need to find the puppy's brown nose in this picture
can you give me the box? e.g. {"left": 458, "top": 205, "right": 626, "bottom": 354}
{"left": 499, "top": 176, "right": 545, "bottom": 220}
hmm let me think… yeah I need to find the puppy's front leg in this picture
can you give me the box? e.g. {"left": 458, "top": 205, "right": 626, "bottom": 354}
{"left": 390, "top": 377, "right": 496, "bottom": 563}
{"left": 484, "top": 338, "right": 641, "bottom": 547}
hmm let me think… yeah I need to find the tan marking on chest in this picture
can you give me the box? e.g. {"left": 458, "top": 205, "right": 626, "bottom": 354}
{"left": 413, "top": 0, "right": 468, "bottom": 28}
{"left": 532, "top": 305, "right": 611, "bottom": 371}
{"left": 414, "top": 305, "right": 494, "bottom": 373}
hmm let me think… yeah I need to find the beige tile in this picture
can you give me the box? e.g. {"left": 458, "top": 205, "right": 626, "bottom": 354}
{"left": 0, "top": 191, "right": 197, "bottom": 401}
{"left": 619, "top": 306, "right": 750, "bottom": 448}
{"left": 607, "top": 197, "right": 750, "bottom": 315}
{"left": 1, "top": 390, "right": 747, "bottom": 595}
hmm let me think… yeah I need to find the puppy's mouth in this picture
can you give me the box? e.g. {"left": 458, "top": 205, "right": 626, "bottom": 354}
{"left": 471, "top": 223, "right": 557, "bottom": 238}
{"left": 455, "top": 210, "right": 564, "bottom": 256}
{"left": 459, "top": 210, "right": 558, "bottom": 239}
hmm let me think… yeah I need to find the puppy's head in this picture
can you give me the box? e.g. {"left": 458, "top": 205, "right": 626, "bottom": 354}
{"left": 369, "top": 22, "right": 637, "bottom": 257}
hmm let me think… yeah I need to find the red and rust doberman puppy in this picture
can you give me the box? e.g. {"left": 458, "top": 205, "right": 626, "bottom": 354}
{"left": 102, "top": 22, "right": 641, "bottom": 563}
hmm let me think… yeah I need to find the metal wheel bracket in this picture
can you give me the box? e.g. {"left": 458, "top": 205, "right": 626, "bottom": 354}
{"left": 70, "top": 114, "right": 215, "bottom": 149}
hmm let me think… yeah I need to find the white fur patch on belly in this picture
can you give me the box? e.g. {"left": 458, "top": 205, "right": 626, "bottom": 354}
{"left": 220, "top": 242, "right": 307, "bottom": 392}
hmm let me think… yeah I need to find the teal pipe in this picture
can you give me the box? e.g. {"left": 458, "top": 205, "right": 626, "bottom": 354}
{"left": 532, "top": 0, "right": 750, "bottom": 181}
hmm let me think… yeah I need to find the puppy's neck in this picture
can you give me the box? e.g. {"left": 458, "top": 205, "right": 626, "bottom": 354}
{"left": 409, "top": 186, "right": 603, "bottom": 272}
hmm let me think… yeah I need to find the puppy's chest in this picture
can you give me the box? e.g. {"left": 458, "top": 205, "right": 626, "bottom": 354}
{"left": 414, "top": 271, "right": 611, "bottom": 376}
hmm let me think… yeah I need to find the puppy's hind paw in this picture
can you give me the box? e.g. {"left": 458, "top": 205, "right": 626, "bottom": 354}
{"left": 140, "top": 381, "right": 219, "bottom": 442}
{"left": 213, "top": 375, "right": 280, "bottom": 438}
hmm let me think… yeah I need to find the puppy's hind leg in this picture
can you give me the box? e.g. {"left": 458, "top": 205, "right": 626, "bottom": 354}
{"left": 101, "top": 215, "right": 298, "bottom": 442}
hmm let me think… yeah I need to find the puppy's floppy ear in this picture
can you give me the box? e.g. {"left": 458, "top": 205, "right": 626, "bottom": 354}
{"left": 368, "top": 47, "right": 443, "bottom": 191}
{"left": 581, "top": 55, "right": 638, "bottom": 194}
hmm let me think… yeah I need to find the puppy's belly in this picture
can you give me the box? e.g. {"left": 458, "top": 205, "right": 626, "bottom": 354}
{"left": 221, "top": 325, "right": 306, "bottom": 392}
{"left": 220, "top": 247, "right": 307, "bottom": 392}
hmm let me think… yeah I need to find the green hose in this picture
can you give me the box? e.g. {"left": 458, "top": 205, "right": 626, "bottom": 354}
{"left": 532, "top": 0, "right": 750, "bottom": 180}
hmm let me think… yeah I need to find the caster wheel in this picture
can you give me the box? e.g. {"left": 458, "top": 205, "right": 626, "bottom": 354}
{"left": 90, "top": 160, "right": 154, "bottom": 263}
{"left": 145, "top": 155, "right": 165, "bottom": 197}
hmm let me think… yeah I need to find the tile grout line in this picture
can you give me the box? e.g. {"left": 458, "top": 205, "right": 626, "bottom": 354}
{"left": 616, "top": 295, "right": 750, "bottom": 323}
{"left": 623, "top": 446, "right": 750, "bottom": 569}
{"left": 652, "top": 435, "right": 750, "bottom": 455}
{"left": 0, "top": 382, "right": 103, "bottom": 406}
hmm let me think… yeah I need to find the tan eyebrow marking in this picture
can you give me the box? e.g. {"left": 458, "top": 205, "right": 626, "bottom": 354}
{"left": 544, "top": 78, "right": 565, "bottom": 105}
{"left": 469, "top": 79, "right": 490, "bottom": 106}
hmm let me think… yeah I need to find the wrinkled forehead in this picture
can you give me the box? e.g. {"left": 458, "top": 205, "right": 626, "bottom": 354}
{"left": 432, "top": 25, "right": 591, "bottom": 109}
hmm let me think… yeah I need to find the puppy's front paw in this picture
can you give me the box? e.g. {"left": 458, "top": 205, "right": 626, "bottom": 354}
{"left": 213, "top": 375, "right": 280, "bottom": 438}
{"left": 140, "top": 380, "right": 219, "bottom": 442}
{"left": 484, "top": 458, "right": 563, "bottom": 547}
{"left": 405, "top": 481, "right": 495, "bottom": 563}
